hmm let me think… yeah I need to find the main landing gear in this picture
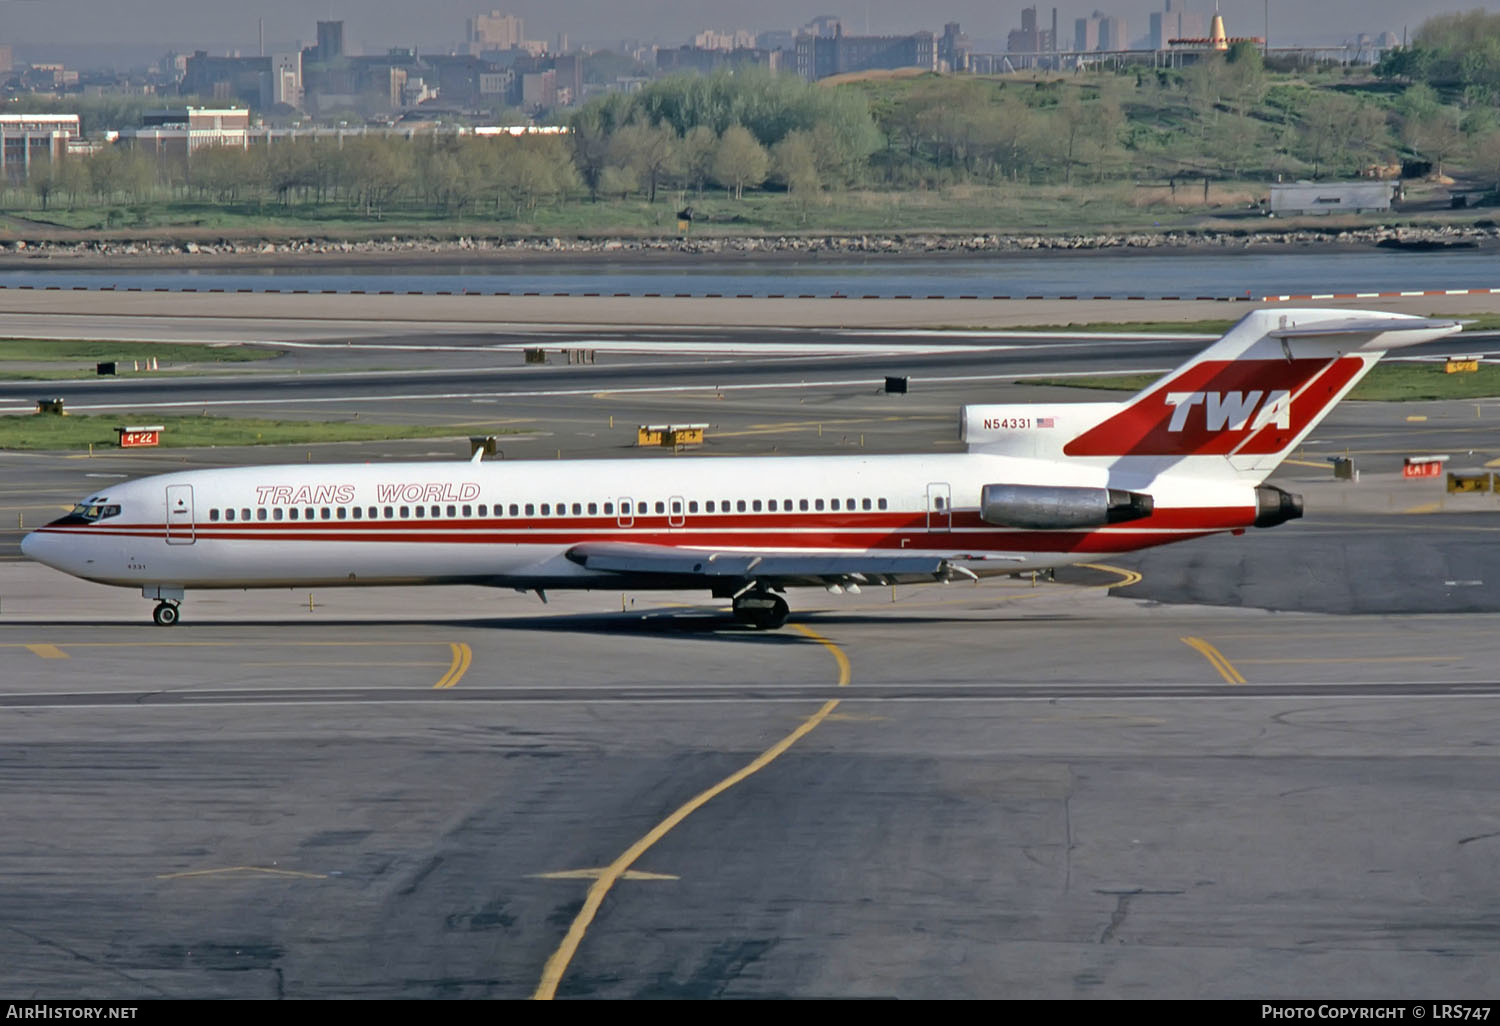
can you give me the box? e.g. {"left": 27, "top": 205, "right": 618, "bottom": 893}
{"left": 152, "top": 601, "right": 180, "bottom": 626}
{"left": 732, "top": 588, "right": 789, "bottom": 630}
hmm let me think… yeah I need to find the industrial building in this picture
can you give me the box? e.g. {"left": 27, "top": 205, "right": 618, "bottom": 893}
{"left": 794, "top": 28, "right": 936, "bottom": 81}
{"left": 0, "top": 114, "right": 80, "bottom": 183}
{"left": 1269, "top": 181, "right": 1397, "bottom": 216}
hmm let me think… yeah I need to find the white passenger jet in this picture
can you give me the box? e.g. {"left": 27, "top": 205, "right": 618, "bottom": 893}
{"left": 22, "top": 308, "right": 1458, "bottom": 629}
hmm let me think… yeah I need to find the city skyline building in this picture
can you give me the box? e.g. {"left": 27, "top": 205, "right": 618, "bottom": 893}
{"left": 468, "top": 11, "right": 523, "bottom": 54}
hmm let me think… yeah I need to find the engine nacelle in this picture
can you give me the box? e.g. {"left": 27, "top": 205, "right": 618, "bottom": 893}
{"left": 979, "top": 484, "right": 1154, "bottom": 530}
{"left": 1253, "top": 485, "right": 1303, "bottom": 528}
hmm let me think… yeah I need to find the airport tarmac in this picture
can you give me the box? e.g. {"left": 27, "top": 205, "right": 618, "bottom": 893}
{"left": 2, "top": 296, "right": 1500, "bottom": 998}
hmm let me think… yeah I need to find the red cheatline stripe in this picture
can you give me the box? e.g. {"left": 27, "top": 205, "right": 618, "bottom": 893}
{"left": 34, "top": 506, "right": 1252, "bottom": 535}
{"left": 36, "top": 525, "right": 1225, "bottom": 554}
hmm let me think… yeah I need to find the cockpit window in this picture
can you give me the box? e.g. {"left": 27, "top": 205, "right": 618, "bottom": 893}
{"left": 70, "top": 503, "right": 121, "bottom": 522}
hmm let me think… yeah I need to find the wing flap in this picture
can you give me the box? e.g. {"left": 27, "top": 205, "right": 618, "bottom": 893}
{"left": 565, "top": 541, "right": 947, "bottom": 579}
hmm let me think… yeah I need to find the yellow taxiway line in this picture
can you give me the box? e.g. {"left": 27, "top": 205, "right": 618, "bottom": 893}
{"left": 1180, "top": 636, "right": 1247, "bottom": 684}
{"left": 433, "top": 643, "right": 472, "bottom": 689}
{"left": 532, "top": 621, "right": 851, "bottom": 1000}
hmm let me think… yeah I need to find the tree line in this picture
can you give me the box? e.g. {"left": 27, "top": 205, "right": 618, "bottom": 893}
{"left": 14, "top": 16, "right": 1500, "bottom": 222}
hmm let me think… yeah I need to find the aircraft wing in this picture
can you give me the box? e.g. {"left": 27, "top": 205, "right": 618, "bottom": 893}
{"left": 564, "top": 541, "right": 957, "bottom": 585}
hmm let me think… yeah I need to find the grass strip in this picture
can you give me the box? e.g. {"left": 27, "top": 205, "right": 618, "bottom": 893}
{"left": 1024, "top": 362, "right": 1500, "bottom": 401}
{"left": 0, "top": 339, "right": 278, "bottom": 363}
{"left": 0, "top": 413, "right": 522, "bottom": 450}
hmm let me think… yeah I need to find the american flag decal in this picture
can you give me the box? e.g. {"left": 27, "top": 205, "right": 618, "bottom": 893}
{"left": 1036, "top": 417, "right": 1055, "bottom": 428}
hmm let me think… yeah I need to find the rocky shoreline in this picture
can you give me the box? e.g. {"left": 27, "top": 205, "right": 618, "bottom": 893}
{"left": 0, "top": 223, "right": 1494, "bottom": 264}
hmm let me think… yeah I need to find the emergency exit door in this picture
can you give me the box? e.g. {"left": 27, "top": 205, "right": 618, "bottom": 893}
{"left": 165, "top": 484, "right": 195, "bottom": 544}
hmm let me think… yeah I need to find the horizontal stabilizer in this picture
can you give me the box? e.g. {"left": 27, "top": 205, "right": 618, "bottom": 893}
{"left": 1267, "top": 316, "right": 1461, "bottom": 349}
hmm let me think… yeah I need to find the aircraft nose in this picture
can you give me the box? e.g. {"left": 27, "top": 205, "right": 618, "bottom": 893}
{"left": 20, "top": 530, "right": 54, "bottom": 566}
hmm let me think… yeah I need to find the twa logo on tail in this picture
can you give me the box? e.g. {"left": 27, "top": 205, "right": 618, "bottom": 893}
{"left": 1065, "top": 357, "right": 1365, "bottom": 457}
{"left": 1164, "top": 390, "right": 1291, "bottom": 432}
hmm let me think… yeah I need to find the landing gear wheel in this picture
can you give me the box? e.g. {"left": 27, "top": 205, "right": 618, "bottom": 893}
{"left": 732, "top": 593, "right": 790, "bottom": 630}
{"left": 152, "top": 602, "right": 180, "bottom": 626}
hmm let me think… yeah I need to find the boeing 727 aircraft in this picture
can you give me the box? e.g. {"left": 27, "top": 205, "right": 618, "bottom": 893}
{"left": 21, "top": 308, "right": 1459, "bottom": 628}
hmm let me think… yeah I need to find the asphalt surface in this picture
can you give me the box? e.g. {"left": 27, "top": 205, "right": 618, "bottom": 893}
{"left": 3, "top": 296, "right": 1500, "bottom": 998}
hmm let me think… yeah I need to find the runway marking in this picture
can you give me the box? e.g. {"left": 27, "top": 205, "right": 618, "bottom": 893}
{"left": 1238, "top": 656, "right": 1461, "bottom": 665}
{"left": 1180, "top": 636, "right": 1247, "bottom": 685}
{"left": 156, "top": 865, "right": 327, "bottom": 881}
{"left": 531, "top": 621, "right": 851, "bottom": 1001}
{"left": 1280, "top": 458, "right": 1332, "bottom": 469}
{"left": 24, "top": 644, "right": 68, "bottom": 659}
{"left": 0, "top": 640, "right": 451, "bottom": 649}
{"left": 531, "top": 868, "right": 679, "bottom": 882}
{"left": 434, "top": 643, "right": 472, "bottom": 689}
{"left": 1402, "top": 502, "right": 1444, "bottom": 514}
{"left": 0, "top": 368, "right": 1177, "bottom": 416}
{"left": 245, "top": 661, "right": 447, "bottom": 668}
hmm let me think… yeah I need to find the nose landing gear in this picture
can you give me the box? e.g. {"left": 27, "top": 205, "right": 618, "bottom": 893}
{"left": 152, "top": 601, "right": 180, "bottom": 626}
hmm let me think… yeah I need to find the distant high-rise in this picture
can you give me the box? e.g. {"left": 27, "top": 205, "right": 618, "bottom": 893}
{"left": 316, "top": 21, "right": 344, "bottom": 64}
{"left": 1078, "top": 11, "right": 1127, "bottom": 51}
{"left": 1007, "top": 6, "right": 1055, "bottom": 54}
{"left": 803, "top": 15, "right": 842, "bottom": 39}
{"left": 469, "top": 11, "right": 523, "bottom": 53}
{"left": 1150, "top": 1, "right": 1205, "bottom": 49}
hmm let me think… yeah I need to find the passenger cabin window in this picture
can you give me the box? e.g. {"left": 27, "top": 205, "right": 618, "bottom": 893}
{"left": 671, "top": 500, "right": 681, "bottom": 514}
{"left": 525, "top": 504, "right": 535, "bottom": 516}
{"left": 862, "top": 498, "right": 872, "bottom": 511}
{"left": 706, "top": 500, "right": 715, "bottom": 513}
{"left": 305, "top": 508, "right": 314, "bottom": 521}
{"left": 935, "top": 497, "right": 946, "bottom": 510}
{"left": 462, "top": 505, "right": 472, "bottom": 517}
{"left": 572, "top": 503, "right": 582, "bottom": 515}
{"left": 767, "top": 500, "right": 777, "bottom": 512}
{"left": 509, "top": 504, "right": 519, "bottom": 516}
{"left": 878, "top": 498, "right": 888, "bottom": 510}
{"left": 752, "top": 500, "right": 762, "bottom": 512}
{"left": 273, "top": 508, "right": 284, "bottom": 521}
{"left": 737, "top": 500, "right": 746, "bottom": 512}
{"left": 399, "top": 506, "right": 410, "bottom": 518}
{"left": 619, "top": 501, "right": 630, "bottom": 515}
{"left": 815, "top": 499, "right": 825, "bottom": 511}
{"left": 351, "top": 507, "right": 361, "bottom": 520}
{"left": 210, "top": 509, "right": 220, "bottom": 522}
{"left": 831, "top": 499, "right": 840, "bottom": 511}
{"left": 337, "top": 507, "right": 347, "bottom": 520}
{"left": 289, "top": 508, "right": 299, "bottom": 520}
{"left": 415, "top": 506, "right": 425, "bottom": 518}
{"left": 431, "top": 505, "right": 440, "bottom": 518}
{"left": 688, "top": 501, "right": 698, "bottom": 513}
{"left": 655, "top": 501, "right": 665, "bottom": 514}
{"left": 603, "top": 502, "right": 614, "bottom": 515}
{"left": 587, "top": 502, "right": 597, "bottom": 515}
{"left": 800, "top": 499, "right": 809, "bottom": 511}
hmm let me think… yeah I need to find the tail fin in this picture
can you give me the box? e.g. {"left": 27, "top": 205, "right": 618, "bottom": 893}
{"left": 1061, "top": 309, "right": 1460, "bottom": 481}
